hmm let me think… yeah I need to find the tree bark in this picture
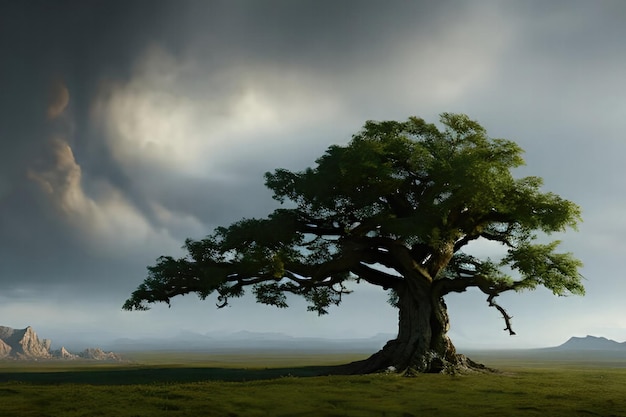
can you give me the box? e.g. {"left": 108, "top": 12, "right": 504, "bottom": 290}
{"left": 331, "top": 278, "right": 487, "bottom": 375}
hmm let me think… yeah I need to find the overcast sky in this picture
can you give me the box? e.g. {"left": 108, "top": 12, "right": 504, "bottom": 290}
{"left": 1, "top": 1, "right": 625, "bottom": 350}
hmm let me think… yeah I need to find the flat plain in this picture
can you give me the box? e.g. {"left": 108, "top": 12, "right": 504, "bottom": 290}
{"left": 1, "top": 350, "right": 625, "bottom": 417}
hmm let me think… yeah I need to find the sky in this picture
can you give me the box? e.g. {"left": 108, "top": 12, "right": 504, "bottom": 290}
{"left": 1, "top": 0, "right": 625, "bottom": 350}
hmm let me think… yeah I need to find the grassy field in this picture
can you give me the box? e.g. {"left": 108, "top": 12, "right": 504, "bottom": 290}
{"left": 1, "top": 351, "right": 625, "bottom": 417}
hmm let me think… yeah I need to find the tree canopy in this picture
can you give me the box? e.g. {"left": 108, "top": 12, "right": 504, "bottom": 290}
{"left": 124, "top": 113, "right": 583, "bottom": 372}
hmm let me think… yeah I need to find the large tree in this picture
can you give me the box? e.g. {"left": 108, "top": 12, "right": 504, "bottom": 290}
{"left": 124, "top": 113, "right": 583, "bottom": 374}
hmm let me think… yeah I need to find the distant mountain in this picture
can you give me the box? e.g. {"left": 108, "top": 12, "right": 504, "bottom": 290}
{"left": 0, "top": 326, "right": 52, "bottom": 359}
{"left": 0, "top": 325, "right": 122, "bottom": 361}
{"left": 554, "top": 335, "right": 626, "bottom": 351}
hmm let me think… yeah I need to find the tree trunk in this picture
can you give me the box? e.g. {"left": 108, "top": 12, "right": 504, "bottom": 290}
{"left": 332, "top": 278, "right": 486, "bottom": 375}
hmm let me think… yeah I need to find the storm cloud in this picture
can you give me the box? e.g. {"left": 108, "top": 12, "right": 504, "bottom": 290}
{"left": 1, "top": 1, "right": 625, "bottom": 347}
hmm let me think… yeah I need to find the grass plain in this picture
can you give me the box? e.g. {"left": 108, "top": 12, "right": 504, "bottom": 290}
{"left": 1, "top": 350, "right": 625, "bottom": 417}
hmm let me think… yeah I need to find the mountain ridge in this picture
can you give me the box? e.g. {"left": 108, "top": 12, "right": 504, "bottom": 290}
{"left": 0, "top": 325, "right": 121, "bottom": 361}
{"left": 107, "top": 332, "right": 626, "bottom": 352}
{"left": 4, "top": 325, "right": 624, "bottom": 357}
{"left": 553, "top": 335, "right": 626, "bottom": 351}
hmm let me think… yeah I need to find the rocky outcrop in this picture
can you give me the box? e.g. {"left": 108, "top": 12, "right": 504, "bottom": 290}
{"left": 0, "top": 325, "right": 121, "bottom": 361}
{"left": 79, "top": 348, "right": 122, "bottom": 361}
{"left": 53, "top": 346, "right": 78, "bottom": 359}
{"left": 0, "top": 326, "right": 51, "bottom": 359}
{"left": 0, "top": 339, "right": 11, "bottom": 358}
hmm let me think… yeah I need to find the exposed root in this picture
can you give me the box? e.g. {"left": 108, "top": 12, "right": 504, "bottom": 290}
{"left": 324, "top": 352, "right": 496, "bottom": 376}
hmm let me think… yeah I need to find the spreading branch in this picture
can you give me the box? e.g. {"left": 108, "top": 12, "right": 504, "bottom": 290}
{"left": 487, "top": 294, "right": 516, "bottom": 335}
{"left": 124, "top": 113, "right": 583, "bottom": 353}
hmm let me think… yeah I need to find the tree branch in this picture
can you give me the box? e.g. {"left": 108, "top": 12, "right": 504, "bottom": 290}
{"left": 486, "top": 294, "right": 516, "bottom": 335}
{"left": 434, "top": 272, "right": 518, "bottom": 335}
{"left": 294, "top": 215, "right": 347, "bottom": 236}
{"left": 453, "top": 234, "right": 480, "bottom": 252}
{"left": 351, "top": 263, "right": 403, "bottom": 289}
{"left": 453, "top": 212, "right": 517, "bottom": 253}
{"left": 347, "top": 236, "right": 432, "bottom": 281}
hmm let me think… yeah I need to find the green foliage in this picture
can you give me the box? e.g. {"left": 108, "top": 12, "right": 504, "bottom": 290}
{"left": 252, "top": 283, "right": 289, "bottom": 308}
{"left": 502, "top": 241, "right": 585, "bottom": 295}
{"left": 125, "top": 113, "right": 583, "bottom": 333}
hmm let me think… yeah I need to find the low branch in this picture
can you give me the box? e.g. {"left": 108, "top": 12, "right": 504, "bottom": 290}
{"left": 283, "top": 270, "right": 344, "bottom": 289}
{"left": 486, "top": 294, "right": 516, "bottom": 335}
{"left": 351, "top": 263, "right": 403, "bottom": 290}
{"left": 348, "top": 236, "right": 432, "bottom": 281}
{"left": 434, "top": 274, "right": 518, "bottom": 335}
{"left": 433, "top": 276, "right": 475, "bottom": 296}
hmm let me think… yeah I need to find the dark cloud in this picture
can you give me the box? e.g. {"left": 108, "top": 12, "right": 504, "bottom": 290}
{"left": 160, "top": 1, "right": 447, "bottom": 62}
{"left": 1, "top": 1, "right": 625, "bottom": 347}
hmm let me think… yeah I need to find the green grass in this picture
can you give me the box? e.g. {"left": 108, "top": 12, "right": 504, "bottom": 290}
{"left": 1, "top": 351, "right": 625, "bottom": 417}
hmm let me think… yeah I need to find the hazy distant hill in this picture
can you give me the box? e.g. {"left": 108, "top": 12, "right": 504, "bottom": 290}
{"left": 552, "top": 335, "right": 626, "bottom": 351}
{"left": 106, "top": 331, "right": 394, "bottom": 353}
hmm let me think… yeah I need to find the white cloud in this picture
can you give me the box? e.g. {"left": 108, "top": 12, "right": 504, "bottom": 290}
{"left": 93, "top": 46, "right": 345, "bottom": 178}
{"left": 28, "top": 137, "right": 187, "bottom": 256}
{"left": 29, "top": 83, "right": 193, "bottom": 258}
